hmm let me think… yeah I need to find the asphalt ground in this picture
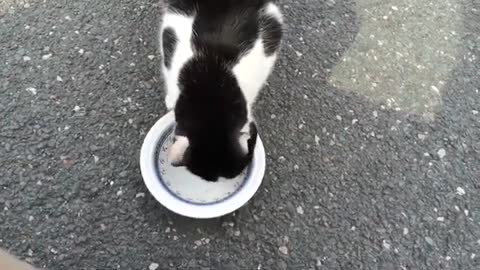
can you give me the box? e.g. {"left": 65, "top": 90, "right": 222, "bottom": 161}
{"left": 1, "top": 0, "right": 479, "bottom": 269}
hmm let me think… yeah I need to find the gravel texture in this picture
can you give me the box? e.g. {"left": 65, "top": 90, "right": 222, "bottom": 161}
{"left": 1, "top": 0, "right": 479, "bottom": 269}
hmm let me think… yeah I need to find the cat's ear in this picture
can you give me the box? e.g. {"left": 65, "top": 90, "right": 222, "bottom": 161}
{"left": 238, "top": 122, "right": 258, "bottom": 155}
{"left": 238, "top": 132, "right": 250, "bottom": 154}
{"left": 168, "top": 136, "right": 189, "bottom": 166}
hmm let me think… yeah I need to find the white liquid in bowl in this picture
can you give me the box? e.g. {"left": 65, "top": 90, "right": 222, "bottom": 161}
{"left": 157, "top": 129, "right": 248, "bottom": 204}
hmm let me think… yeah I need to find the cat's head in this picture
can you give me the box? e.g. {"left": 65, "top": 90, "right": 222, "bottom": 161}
{"left": 167, "top": 56, "right": 257, "bottom": 181}
{"left": 168, "top": 121, "right": 257, "bottom": 181}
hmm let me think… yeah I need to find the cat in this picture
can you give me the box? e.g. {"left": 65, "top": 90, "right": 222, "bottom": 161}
{"left": 160, "top": 0, "right": 283, "bottom": 181}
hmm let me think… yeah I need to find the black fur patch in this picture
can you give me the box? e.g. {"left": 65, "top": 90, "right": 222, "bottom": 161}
{"left": 162, "top": 27, "right": 177, "bottom": 69}
{"left": 190, "top": 0, "right": 263, "bottom": 63}
{"left": 166, "top": 0, "right": 197, "bottom": 15}
{"left": 260, "top": 14, "right": 283, "bottom": 56}
{"left": 174, "top": 56, "right": 251, "bottom": 181}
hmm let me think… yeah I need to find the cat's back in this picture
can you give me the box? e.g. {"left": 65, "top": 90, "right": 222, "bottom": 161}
{"left": 161, "top": 0, "right": 283, "bottom": 107}
{"left": 163, "top": 0, "right": 274, "bottom": 56}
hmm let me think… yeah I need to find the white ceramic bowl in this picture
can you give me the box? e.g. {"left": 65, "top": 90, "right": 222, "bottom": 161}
{"left": 140, "top": 111, "right": 266, "bottom": 219}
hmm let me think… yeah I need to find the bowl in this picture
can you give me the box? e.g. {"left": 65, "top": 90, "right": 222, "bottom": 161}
{"left": 140, "top": 111, "right": 266, "bottom": 219}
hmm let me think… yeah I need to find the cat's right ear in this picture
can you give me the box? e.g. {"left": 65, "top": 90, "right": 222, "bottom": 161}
{"left": 168, "top": 136, "right": 189, "bottom": 166}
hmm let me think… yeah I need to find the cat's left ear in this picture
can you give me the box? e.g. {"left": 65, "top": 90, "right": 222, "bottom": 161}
{"left": 168, "top": 136, "right": 189, "bottom": 166}
{"left": 238, "top": 132, "right": 250, "bottom": 154}
{"left": 238, "top": 122, "right": 258, "bottom": 155}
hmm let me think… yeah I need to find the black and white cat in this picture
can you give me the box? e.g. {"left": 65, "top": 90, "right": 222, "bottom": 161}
{"left": 160, "top": 0, "right": 283, "bottom": 181}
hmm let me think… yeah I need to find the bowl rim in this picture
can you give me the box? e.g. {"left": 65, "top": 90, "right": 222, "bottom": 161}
{"left": 140, "top": 111, "right": 266, "bottom": 219}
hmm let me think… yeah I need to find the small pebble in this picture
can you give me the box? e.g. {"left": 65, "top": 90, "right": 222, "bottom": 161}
{"left": 456, "top": 187, "right": 466, "bottom": 196}
{"left": 437, "top": 149, "right": 446, "bottom": 159}
{"left": 278, "top": 246, "right": 288, "bottom": 255}
{"left": 26, "top": 87, "right": 37, "bottom": 95}
{"left": 382, "top": 240, "right": 391, "bottom": 250}
{"left": 425, "top": 236, "right": 435, "bottom": 246}
{"left": 296, "top": 206, "right": 304, "bottom": 215}
{"left": 42, "top": 53, "right": 52, "bottom": 60}
{"left": 149, "top": 263, "right": 159, "bottom": 270}
{"left": 23, "top": 56, "right": 31, "bottom": 61}
{"left": 135, "top": 192, "right": 145, "bottom": 198}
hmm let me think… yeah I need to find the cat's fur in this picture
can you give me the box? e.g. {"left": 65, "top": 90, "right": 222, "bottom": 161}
{"left": 160, "top": 0, "right": 283, "bottom": 181}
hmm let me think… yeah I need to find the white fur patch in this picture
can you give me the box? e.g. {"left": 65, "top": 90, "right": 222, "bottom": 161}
{"left": 232, "top": 38, "right": 277, "bottom": 111}
{"left": 265, "top": 3, "right": 284, "bottom": 24}
{"left": 160, "top": 13, "right": 195, "bottom": 110}
{"left": 232, "top": 3, "right": 282, "bottom": 117}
